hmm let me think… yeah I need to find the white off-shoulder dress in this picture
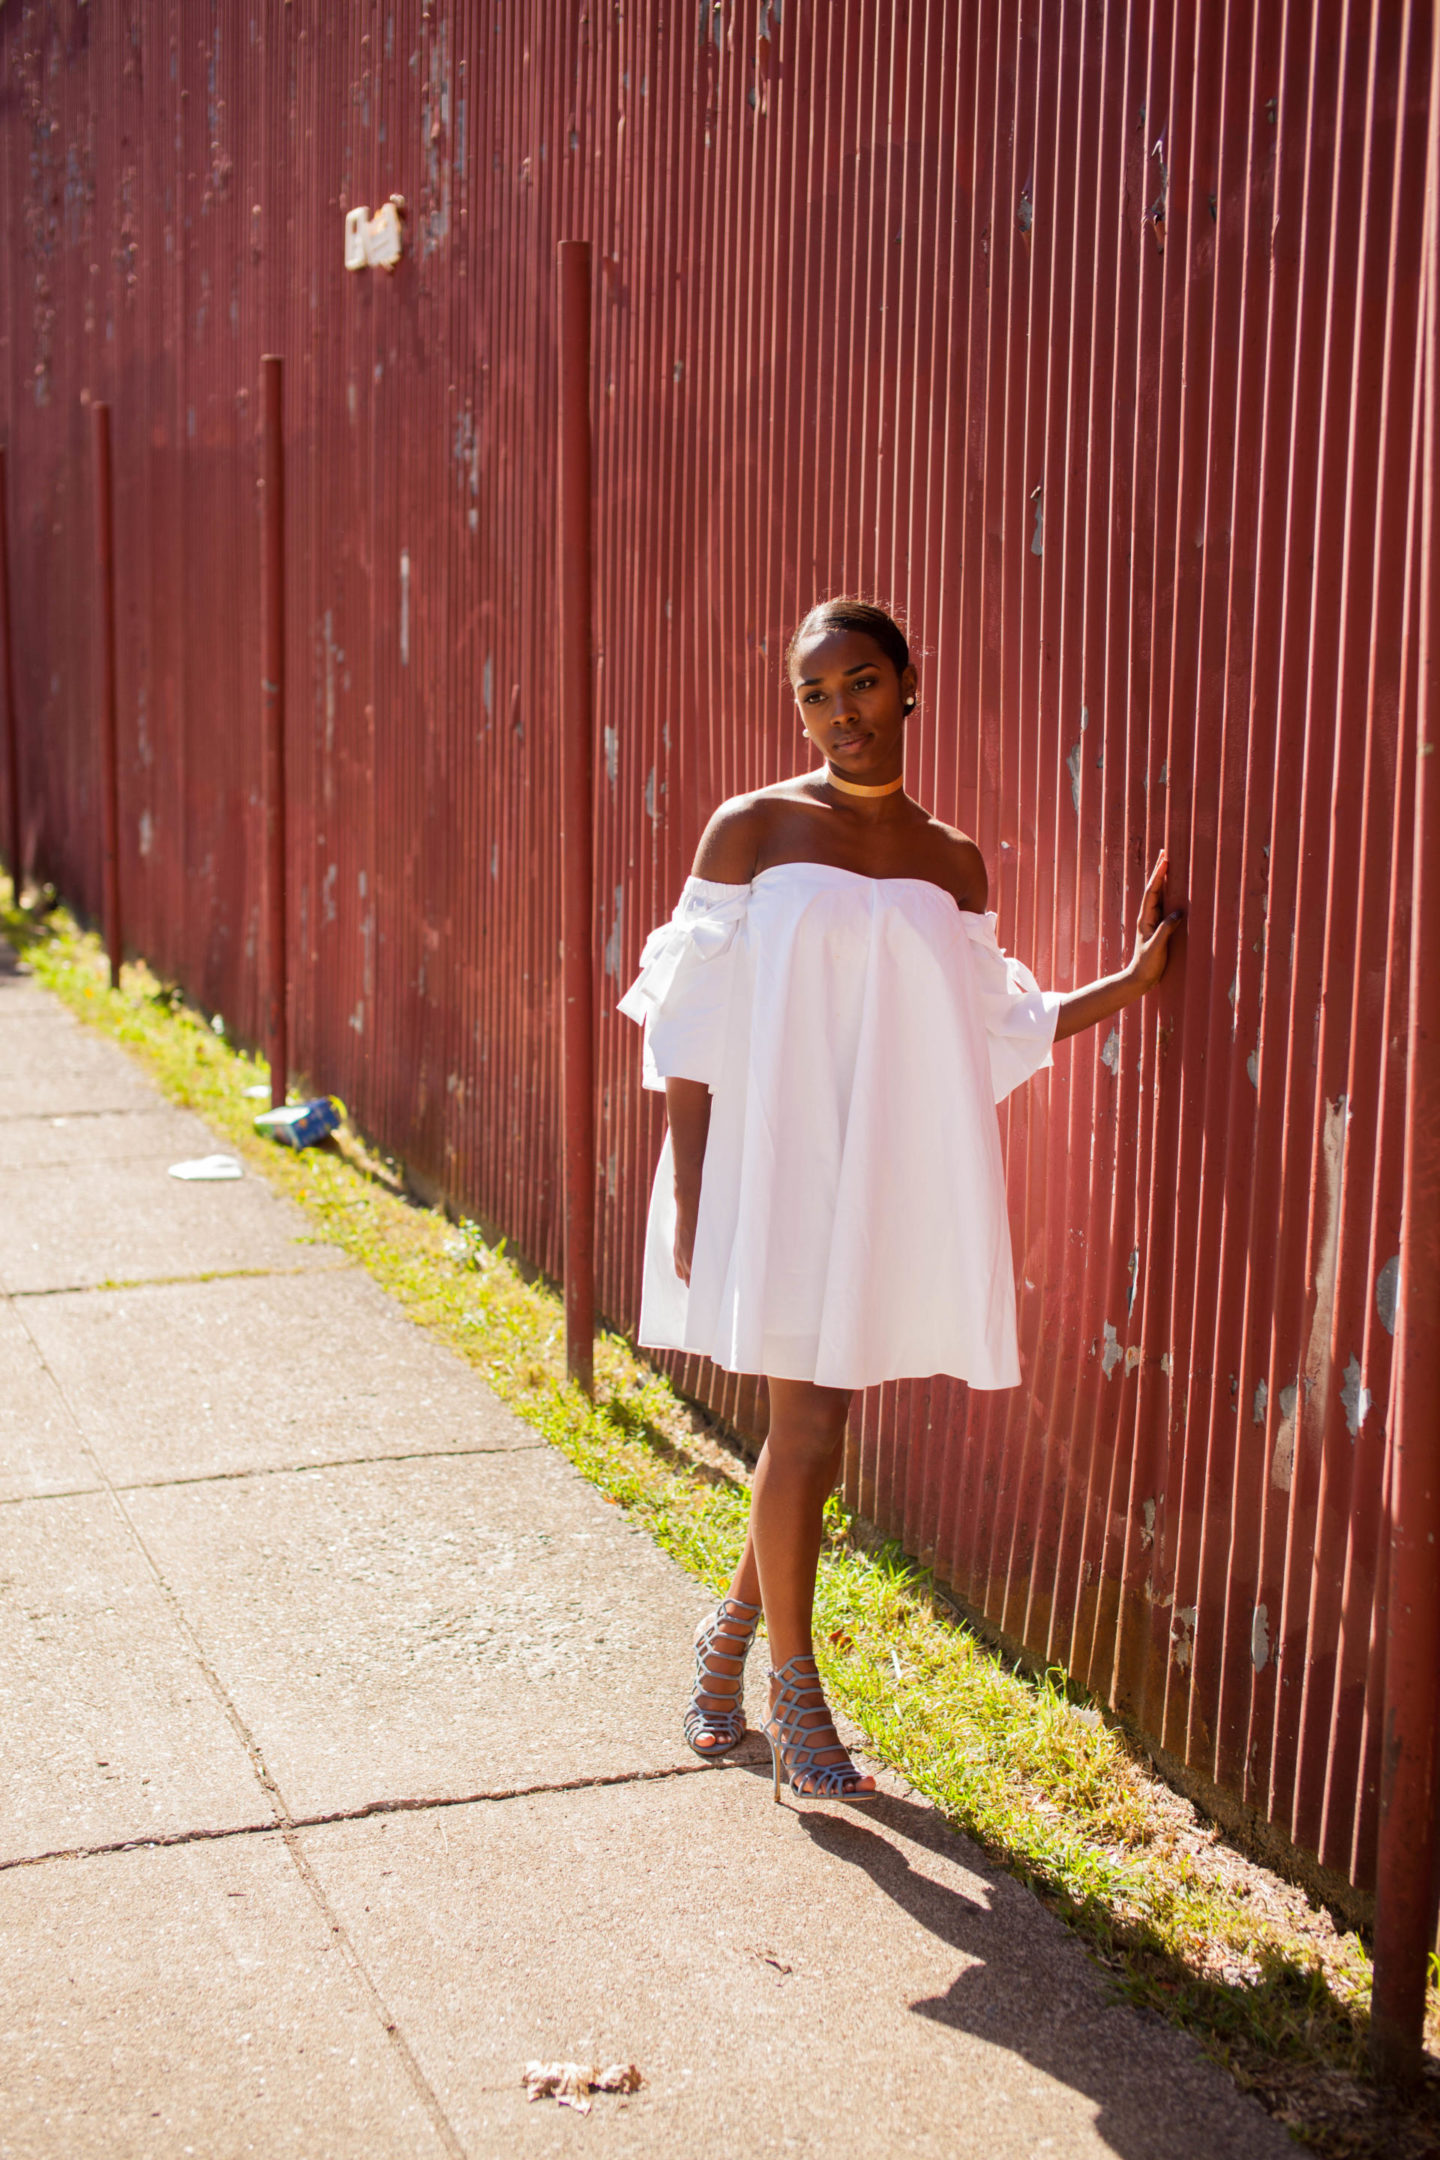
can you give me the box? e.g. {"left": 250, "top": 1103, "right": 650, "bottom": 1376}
{"left": 617, "top": 861, "right": 1061, "bottom": 1392}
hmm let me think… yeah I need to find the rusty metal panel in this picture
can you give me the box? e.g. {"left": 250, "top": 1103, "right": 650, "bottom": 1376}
{"left": 0, "top": 0, "right": 1433, "bottom": 1908}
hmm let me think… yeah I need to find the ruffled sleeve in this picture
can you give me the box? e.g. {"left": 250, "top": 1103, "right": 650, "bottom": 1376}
{"left": 617, "top": 876, "right": 750, "bottom": 1093}
{"left": 960, "top": 911, "right": 1063, "bottom": 1104}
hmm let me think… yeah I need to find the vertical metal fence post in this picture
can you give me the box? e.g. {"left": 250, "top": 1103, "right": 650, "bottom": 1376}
{"left": 1371, "top": 28, "right": 1440, "bottom": 2091}
{"left": 91, "top": 402, "right": 121, "bottom": 988}
{"left": 557, "top": 239, "right": 596, "bottom": 1395}
{"left": 0, "top": 445, "right": 20, "bottom": 897}
{"left": 260, "top": 356, "right": 288, "bottom": 1111}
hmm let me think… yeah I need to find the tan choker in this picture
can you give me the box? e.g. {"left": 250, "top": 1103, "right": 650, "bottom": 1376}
{"left": 825, "top": 769, "right": 905, "bottom": 799}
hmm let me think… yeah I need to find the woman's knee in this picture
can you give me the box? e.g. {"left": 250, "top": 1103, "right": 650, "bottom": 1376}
{"left": 763, "top": 1379, "right": 851, "bottom": 1469}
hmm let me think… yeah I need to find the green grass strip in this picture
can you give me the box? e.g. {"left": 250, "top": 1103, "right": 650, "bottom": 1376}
{"left": 5, "top": 886, "right": 1437, "bottom": 2158}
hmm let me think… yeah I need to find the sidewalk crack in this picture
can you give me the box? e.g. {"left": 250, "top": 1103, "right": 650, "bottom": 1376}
{"left": 1, "top": 1757, "right": 739, "bottom": 1875}
{"left": 7, "top": 1261, "right": 353, "bottom": 1299}
{"left": 0, "top": 1440, "right": 548, "bottom": 1507}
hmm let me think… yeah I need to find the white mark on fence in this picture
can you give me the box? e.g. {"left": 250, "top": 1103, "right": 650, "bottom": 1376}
{"left": 602, "top": 887, "right": 624, "bottom": 979}
{"left": 1299, "top": 1093, "right": 1347, "bottom": 1449}
{"left": 1339, "top": 1354, "right": 1371, "bottom": 1437}
{"left": 1272, "top": 1381, "right": 1300, "bottom": 1491}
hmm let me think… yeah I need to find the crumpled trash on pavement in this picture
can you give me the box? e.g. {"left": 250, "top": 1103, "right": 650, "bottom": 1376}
{"left": 522, "top": 2061, "right": 643, "bottom": 2114}
{"left": 167, "top": 1154, "right": 243, "bottom": 1181}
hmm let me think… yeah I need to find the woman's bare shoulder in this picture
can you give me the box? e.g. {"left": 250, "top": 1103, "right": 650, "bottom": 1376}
{"left": 691, "top": 791, "right": 781, "bottom": 882}
{"left": 920, "top": 817, "right": 989, "bottom": 912}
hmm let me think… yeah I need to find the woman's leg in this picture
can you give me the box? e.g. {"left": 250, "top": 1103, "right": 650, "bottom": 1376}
{"left": 725, "top": 1379, "right": 845, "bottom": 1657}
{"left": 722, "top": 1376, "right": 874, "bottom": 1793}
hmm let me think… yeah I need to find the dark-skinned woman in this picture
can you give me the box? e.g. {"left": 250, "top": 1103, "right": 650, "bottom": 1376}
{"left": 619, "top": 598, "right": 1182, "bottom": 1802}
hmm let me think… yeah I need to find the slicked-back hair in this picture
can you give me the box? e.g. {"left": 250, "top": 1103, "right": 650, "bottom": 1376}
{"left": 785, "top": 597, "right": 911, "bottom": 681}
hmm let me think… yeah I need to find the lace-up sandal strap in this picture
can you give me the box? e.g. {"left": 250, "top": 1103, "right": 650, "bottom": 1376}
{"left": 699, "top": 1597, "right": 760, "bottom": 1672}
{"left": 766, "top": 1656, "right": 869, "bottom": 1798}
{"left": 682, "top": 1596, "right": 762, "bottom": 1756}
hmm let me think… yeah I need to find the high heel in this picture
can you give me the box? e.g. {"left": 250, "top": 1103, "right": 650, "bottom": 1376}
{"left": 683, "top": 1595, "right": 761, "bottom": 1758}
{"left": 764, "top": 1654, "right": 876, "bottom": 1802}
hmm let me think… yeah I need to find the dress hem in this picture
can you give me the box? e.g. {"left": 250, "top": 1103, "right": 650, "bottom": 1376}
{"left": 636, "top": 1329, "right": 1020, "bottom": 1394}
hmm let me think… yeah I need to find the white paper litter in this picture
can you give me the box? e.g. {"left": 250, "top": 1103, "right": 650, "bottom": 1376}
{"left": 167, "top": 1155, "right": 243, "bottom": 1182}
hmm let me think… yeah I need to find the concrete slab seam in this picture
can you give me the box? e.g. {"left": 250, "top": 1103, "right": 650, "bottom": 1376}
{"left": 0, "top": 1756, "right": 748, "bottom": 1877}
{"left": 0, "top": 1105, "right": 202, "bottom": 1123}
{"left": 0, "top": 1439, "right": 551, "bottom": 1508}
{"left": 0, "top": 1151, "right": 260, "bottom": 1168}
{"left": 6, "top": 1261, "right": 358, "bottom": 1299}
{"left": 278, "top": 1824, "right": 468, "bottom": 2159}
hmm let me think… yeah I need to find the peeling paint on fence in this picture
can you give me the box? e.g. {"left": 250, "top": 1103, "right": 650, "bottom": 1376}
{"left": 1375, "top": 1255, "right": 1400, "bottom": 1336}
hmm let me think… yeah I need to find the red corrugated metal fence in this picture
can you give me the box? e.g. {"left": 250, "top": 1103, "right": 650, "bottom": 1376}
{"left": 1, "top": 0, "right": 1435, "bottom": 1969}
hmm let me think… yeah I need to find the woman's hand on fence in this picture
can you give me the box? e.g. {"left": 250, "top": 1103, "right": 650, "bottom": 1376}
{"left": 1052, "top": 853, "right": 1183, "bottom": 1041}
{"left": 1128, "top": 850, "right": 1184, "bottom": 996}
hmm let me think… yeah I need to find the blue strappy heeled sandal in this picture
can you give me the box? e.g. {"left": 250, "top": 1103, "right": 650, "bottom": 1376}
{"left": 683, "top": 1594, "right": 762, "bottom": 1758}
{"left": 764, "top": 1654, "right": 877, "bottom": 1801}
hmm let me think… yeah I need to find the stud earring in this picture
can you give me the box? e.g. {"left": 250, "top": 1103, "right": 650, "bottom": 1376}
{"left": 903, "top": 698, "right": 916, "bottom": 712}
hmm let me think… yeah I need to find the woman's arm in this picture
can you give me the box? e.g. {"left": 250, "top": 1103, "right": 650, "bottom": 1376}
{"left": 1053, "top": 850, "right": 1183, "bottom": 1042}
{"left": 666, "top": 1078, "right": 711, "bottom": 1283}
{"left": 663, "top": 797, "right": 766, "bottom": 1282}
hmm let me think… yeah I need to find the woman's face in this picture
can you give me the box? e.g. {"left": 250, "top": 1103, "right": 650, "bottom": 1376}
{"left": 789, "top": 626, "right": 917, "bottom": 784}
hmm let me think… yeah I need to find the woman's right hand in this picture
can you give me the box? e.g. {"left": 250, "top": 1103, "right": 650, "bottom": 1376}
{"left": 665, "top": 1077, "right": 712, "bottom": 1287}
{"left": 673, "top": 1192, "right": 698, "bottom": 1284}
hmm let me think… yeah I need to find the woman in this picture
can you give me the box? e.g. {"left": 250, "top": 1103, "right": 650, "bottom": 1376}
{"left": 619, "top": 598, "right": 1181, "bottom": 1802}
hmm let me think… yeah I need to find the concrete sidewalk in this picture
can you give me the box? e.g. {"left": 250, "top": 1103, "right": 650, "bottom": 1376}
{"left": 0, "top": 937, "right": 1293, "bottom": 2160}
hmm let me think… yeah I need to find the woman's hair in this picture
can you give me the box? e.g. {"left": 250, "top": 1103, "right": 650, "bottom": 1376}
{"left": 785, "top": 596, "right": 911, "bottom": 681}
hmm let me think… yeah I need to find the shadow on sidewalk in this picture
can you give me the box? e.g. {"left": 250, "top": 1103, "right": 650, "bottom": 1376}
{"left": 748, "top": 1781, "right": 1287, "bottom": 2160}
